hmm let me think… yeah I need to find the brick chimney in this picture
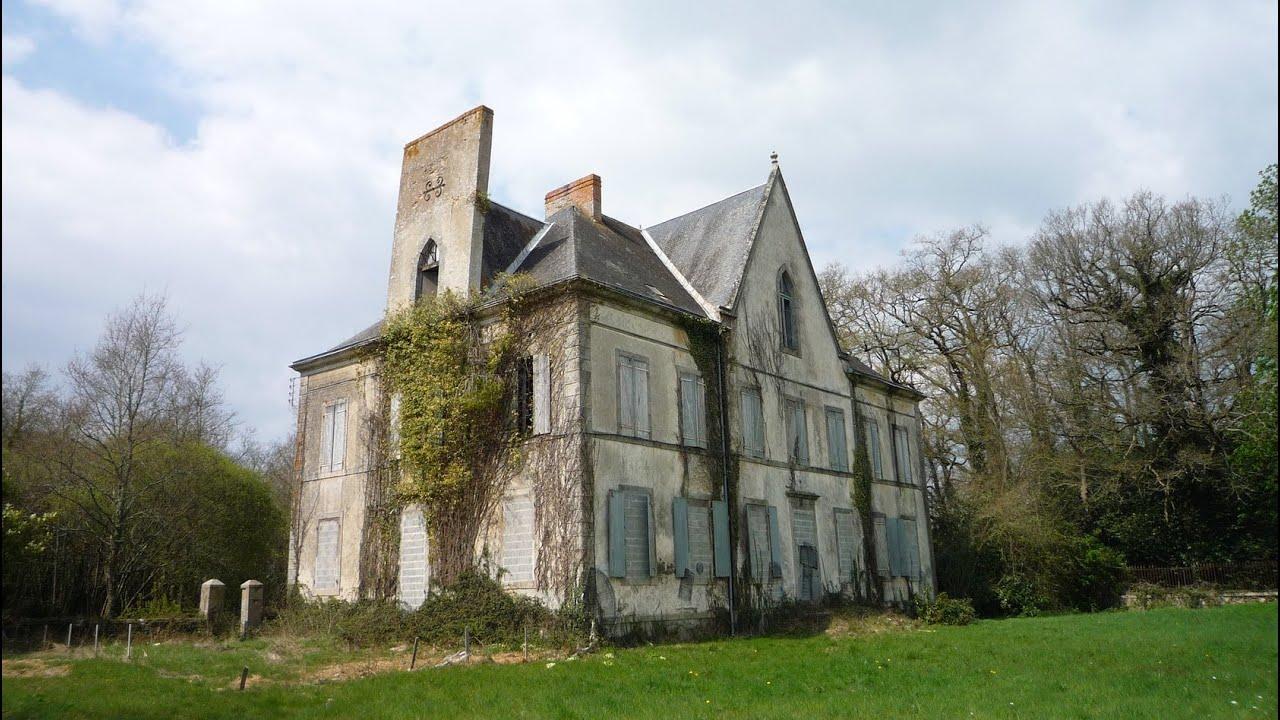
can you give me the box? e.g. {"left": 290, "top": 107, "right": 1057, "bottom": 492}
{"left": 545, "top": 174, "right": 602, "bottom": 222}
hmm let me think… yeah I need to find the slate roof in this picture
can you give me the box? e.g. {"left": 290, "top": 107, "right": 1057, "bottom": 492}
{"left": 645, "top": 182, "right": 770, "bottom": 311}
{"left": 510, "top": 207, "right": 705, "bottom": 316}
{"left": 480, "top": 201, "right": 543, "bottom": 285}
{"left": 291, "top": 319, "right": 384, "bottom": 369}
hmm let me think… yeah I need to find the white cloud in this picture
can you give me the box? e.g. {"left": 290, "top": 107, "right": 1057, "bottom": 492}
{"left": 3, "top": 0, "right": 1277, "bottom": 439}
{"left": 1, "top": 34, "right": 35, "bottom": 65}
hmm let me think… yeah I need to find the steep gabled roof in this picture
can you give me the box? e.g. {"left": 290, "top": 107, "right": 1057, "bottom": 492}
{"left": 290, "top": 319, "right": 383, "bottom": 370}
{"left": 481, "top": 201, "right": 543, "bottom": 285}
{"left": 645, "top": 182, "right": 770, "bottom": 311}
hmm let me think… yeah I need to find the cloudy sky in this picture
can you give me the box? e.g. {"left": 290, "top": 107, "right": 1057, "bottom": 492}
{"left": 3, "top": 0, "right": 1276, "bottom": 442}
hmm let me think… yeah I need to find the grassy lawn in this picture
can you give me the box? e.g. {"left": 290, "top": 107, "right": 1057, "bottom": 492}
{"left": 2, "top": 602, "right": 1276, "bottom": 719}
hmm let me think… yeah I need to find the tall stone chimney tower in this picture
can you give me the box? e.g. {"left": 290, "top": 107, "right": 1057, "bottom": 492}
{"left": 386, "top": 106, "right": 493, "bottom": 312}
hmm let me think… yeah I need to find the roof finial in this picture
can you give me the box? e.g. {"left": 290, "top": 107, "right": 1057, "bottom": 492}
{"left": 770, "top": 151, "right": 779, "bottom": 166}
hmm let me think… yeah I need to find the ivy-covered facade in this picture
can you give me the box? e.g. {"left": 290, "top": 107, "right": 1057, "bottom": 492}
{"left": 288, "top": 106, "right": 935, "bottom": 636}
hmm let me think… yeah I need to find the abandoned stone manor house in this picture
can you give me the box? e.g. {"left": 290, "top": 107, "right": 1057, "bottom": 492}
{"left": 289, "top": 106, "right": 935, "bottom": 634}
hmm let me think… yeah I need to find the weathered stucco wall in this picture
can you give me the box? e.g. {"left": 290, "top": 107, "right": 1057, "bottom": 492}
{"left": 291, "top": 356, "right": 381, "bottom": 601}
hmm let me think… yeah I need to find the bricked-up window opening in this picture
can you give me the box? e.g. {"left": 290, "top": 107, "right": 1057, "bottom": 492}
{"left": 415, "top": 240, "right": 440, "bottom": 300}
{"left": 516, "top": 356, "right": 534, "bottom": 434}
{"left": 778, "top": 270, "right": 798, "bottom": 351}
{"left": 315, "top": 518, "right": 340, "bottom": 590}
{"left": 501, "top": 494, "right": 535, "bottom": 585}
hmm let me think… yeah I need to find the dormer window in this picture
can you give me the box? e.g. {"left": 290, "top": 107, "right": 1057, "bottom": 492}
{"left": 416, "top": 240, "right": 440, "bottom": 300}
{"left": 778, "top": 270, "right": 798, "bottom": 351}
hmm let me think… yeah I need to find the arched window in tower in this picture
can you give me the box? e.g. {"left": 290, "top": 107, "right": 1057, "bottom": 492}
{"left": 416, "top": 240, "right": 440, "bottom": 300}
{"left": 778, "top": 269, "right": 798, "bottom": 351}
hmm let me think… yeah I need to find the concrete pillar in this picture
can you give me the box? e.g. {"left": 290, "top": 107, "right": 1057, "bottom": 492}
{"left": 199, "top": 579, "right": 225, "bottom": 620}
{"left": 239, "top": 580, "right": 264, "bottom": 635}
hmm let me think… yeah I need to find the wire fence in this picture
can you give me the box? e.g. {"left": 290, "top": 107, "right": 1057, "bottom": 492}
{"left": 1126, "top": 561, "right": 1277, "bottom": 590}
{"left": 1, "top": 616, "right": 209, "bottom": 654}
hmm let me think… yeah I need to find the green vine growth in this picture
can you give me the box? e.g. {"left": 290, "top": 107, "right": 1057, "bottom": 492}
{"left": 380, "top": 277, "right": 537, "bottom": 587}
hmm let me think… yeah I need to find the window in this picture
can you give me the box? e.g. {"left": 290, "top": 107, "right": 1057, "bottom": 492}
{"left": 872, "top": 513, "right": 890, "bottom": 579}
{"left": 865, "top": 420, "right": 884, "bottom": 480}
{"left": 501, "top": 494, "right": 535, "bottom": 585}
{"left": 678, "top": 372, "right": 707, "bottom": 448}
{"left": 315, "top": 518, "right": 340, "bottom": 590}
{"left": 608, "top": 489, "right": 655, "bottom": 580}
{"left": 617, "top": 354, "right": 651, "bottom": 439}
{"left": 673, "top": 498, "right": 729, "bottom": 583}
{"left": 778, "top": 270, "right": 798, "bottom": 351}
{"left": 790, "top": 497, "right": 820, "bottom": 602}
{"left": 886, "top": 517, "right": 921, "bottom": 579}
{"left": 516, "top": 357, "right": 534, "bottom": 434}
{"left": 785, "top": 398, "right": 808, "bottom": 464}
{"left": 826, "top": 408, "right": 849, "bottom": 471}
{"left": 398, "top": 507, "right": 428, "bottom": 609}
{"left": 746, "top": 503, "right": 783, "bottom": 582}
{"left": 320, "top": 400, "right": 348, "bottom": 474}
{"left": 833, "top": 508, "right": 862, "bottom": 585}
{"left": 516, "top": 355, "right": 551, "bottom": 436}
{"left": 741, "top": 388, "right": 764, "bottom": 458}
{"left": 892, "top": 424, "right": 913, "bottom": 484}
{"left": 415, "top": 240, "right": 439, "bottom": 300}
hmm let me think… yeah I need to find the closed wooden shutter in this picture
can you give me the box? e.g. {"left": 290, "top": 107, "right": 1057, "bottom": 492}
{"left": 623, "top": 491, "right": 652, "bottom": 579}
{"left": 330, "top": 401, "right": 347, "bottom": 471}
{"left": 608, "top": 491, "right": 626, "bottom": 578}
{"left": 712, "top": 500, "right": 731, "bottom": 578}
{"left": 746, "top": 504, "right": 770, "bottom": 581}
{"left": 618, "top": 359, "right": 635, "bottom": 435}
{"left": 767, "top": 505, "right": 784, "bottom": 579}
{"left": 866, "top": 421, "right": 883, "bottom": 479}
{"left": 873, "top": 515, "right": 890, "bottom": 579}
{"left": 672, "top": 498, "right": 689, "bottom": 578}
{"left": 887, "top": 517, "right": 906, "bottom": 577}
{"left": 902, "top": 518, "right": 920, "bottom": 579}
{"left": 791, "top": 499, "right": 819, "bottom": 601}
{"left": 679, "top": 374, "right": 706, "bottom": 447}
{"left": 826, "top": 409, "right": 848, "bottom": 471}
{"left": 742, "top": 389, "right": 764, "bottom": 457}
{"left": 319, "top": 404, "right": 334, "bottom": 473}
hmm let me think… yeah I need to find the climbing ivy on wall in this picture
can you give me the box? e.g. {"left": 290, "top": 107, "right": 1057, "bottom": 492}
{"left": 379, "top": 276, "right": 537, "bottom": 587}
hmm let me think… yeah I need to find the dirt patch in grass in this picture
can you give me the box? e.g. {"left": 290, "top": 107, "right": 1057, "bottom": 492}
{"left": 822, "top": 609, "right": 919, "bottom": 638}
{"left": 2, "top": 658, "right": 71, "bottom": 678}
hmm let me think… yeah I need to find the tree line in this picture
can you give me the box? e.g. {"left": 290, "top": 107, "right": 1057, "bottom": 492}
{"left": 2, "top": 295, "right": 291, "bottom": 619}
{"left": 821, "top": 165, "right": 1278, "bottom": 614}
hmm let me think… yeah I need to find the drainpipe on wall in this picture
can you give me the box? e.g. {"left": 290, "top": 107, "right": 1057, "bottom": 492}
{"left": 715, "top": 329, "right": 737, "bottom": 635}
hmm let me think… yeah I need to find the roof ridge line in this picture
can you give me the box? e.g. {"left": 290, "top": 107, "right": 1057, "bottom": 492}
{"left": 640, "top": 227, "right": 718, "bottom": 320}
{"left": 504, "top": 221, "right": 556, "bottom": 275}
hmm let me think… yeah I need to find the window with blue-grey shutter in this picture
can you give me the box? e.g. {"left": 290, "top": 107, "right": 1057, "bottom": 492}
{"left": 826, "top": 408, "right": 848, "bottom": 471}
{"left": 673, "top": 498, "right": 689, "bottom": 577}
{"left": 746, "top": 504, "right": 773, "bottom": 582}
{"left": 609, "top": 488, "right": 655, "bottom": 580}
{"left": 767, "top": 505, "right": 784, "bottom": 579}
{"left": 887, "top": 517, "right": 909, "bottom": 577}
{"left": 741, "top": 389, "right": 764, "bottom": 457}
{"left": 865, "top": 420, "right": 884, "bottom": 479}
{"left": 790, "top": 498, "right": 820, "bottom": 601}
{"left": 892, "top": 425, "right": 913, "bottom": 484}
{"left": 617, "top": 354, "right": 650, "bottom": 439}
{"left": 785, "top": 398, "right": 808, "bottom": 464}
{"left": 674, "top": 498, "right": 714, "bottom": 583}
{"left": 533, "top": 354, "right": 551, "bottom": 435}
{"left": 678, "top": 372, "right": 707, "bottom": 448}
{"left": 320, "top": 400, "right": 348, "bottom": 474}
{"left": 872, "top": 514, "right": 891, "bottom": 579}
{"left": 901, "top": 518, "right": 921, "bottom": 579}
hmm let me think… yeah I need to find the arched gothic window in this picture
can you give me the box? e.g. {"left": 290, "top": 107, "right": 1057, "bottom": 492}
{"left": 416, "top": 240, "right": 440, "bottom": 300}
{"left": 778, "top": 270, "right": 798, "bottom": 351}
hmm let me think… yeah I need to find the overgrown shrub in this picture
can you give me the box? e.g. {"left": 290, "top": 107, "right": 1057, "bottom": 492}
{"left": 914, "top": 593, "right": 977, "bottom": 625}
{"left": 270, "top": 572, "right": 579, "bottom": 649}
{"left": 1061, "top": 537, "right": 1127, "bottom": 611}
{"left": 993, "top": 573, "right": 1051, "bottom": 617}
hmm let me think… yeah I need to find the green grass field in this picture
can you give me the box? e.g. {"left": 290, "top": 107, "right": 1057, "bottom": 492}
{"left": 2, "top": 603, "right": 1276, "bottom": 719}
